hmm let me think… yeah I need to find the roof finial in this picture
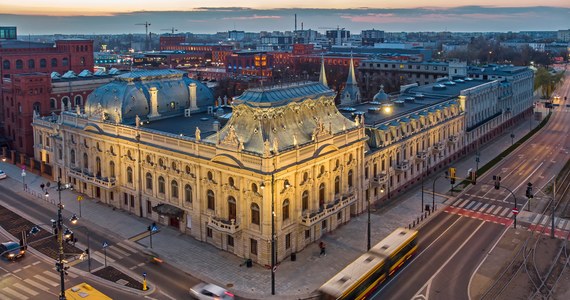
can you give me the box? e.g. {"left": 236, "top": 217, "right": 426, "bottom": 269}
{"left": 319, "top": 55, "right": 328, "bottom": 87}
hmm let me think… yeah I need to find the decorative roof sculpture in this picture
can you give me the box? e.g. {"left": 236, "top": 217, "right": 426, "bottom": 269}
{"left": 340, "top": 54, "right": 361, "bottom": 106}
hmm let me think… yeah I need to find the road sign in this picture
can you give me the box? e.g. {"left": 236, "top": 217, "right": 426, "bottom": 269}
{"left": 77, "top": 196, "right": 83, "bottom": 201}
{"left": 151, "top": 225, "right": 158, "bottom": 232}
{"left": 143, "top": 272, "right": 147, "bottom": 277}
{"left": 512, "top": 208, "right": 519, "bottom": 215}
{"left": 102, "top": 241, "right": 108, "bottom": 248}
{"left": 272, "top": 266, "right": 277, "bottom": 273}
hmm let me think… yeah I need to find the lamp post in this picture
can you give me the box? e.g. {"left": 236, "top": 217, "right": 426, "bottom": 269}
{"left": 21, "top": 167, "right": 26, "bottom": 191}
{"left": 71, "top": 223, "right": 91, "bottom": 272}
{"left": 260, "top": 175, "right": 290, "bottom": 295}
{"left": 55, "top": 179, "right": 73, "bottom": 300}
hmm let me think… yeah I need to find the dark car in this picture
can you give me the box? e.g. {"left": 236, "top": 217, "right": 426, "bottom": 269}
{"left": 0, "top": 241, "right": 25, "bottom": 260}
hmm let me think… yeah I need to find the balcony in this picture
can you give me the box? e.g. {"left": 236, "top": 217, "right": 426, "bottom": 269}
{"left": 415, "top": 151, "right": 428, "bottom": 162}
{"left": 301, "top": 193, "right": 357, "bottom": 227}
{"left": 447, "top": 135, "right": 458, "bottom": 145}
{"left": 395, "top": 160, "right": 410, "bottom": 172}
{"left": 68, "top": 168, "right": 116, "bottom": 189}
{"left": 371, "top": 171, "right": 388, "bottom": 186}
{"left": 207, "top": 217, "right": 241, "bottom": 234}
{"left": 432, "top": 142, "right": 445, "bottom": 153}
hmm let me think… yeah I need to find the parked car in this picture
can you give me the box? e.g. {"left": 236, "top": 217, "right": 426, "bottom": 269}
{"left": 0, "top": 170, "right": 7, "bottom": 179}
{"left": 190, "top": 283, "right": 234, "bottom": 300}
{"left": 0, "top": 241, "right": 25, "bottom": 260}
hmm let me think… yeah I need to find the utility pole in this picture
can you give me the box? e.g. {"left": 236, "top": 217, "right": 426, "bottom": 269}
{"left": 552, "top": 180, "right": 556, "bottom": 238}
{"left": 135, "top": 22, "right": 151, "bottom": 51}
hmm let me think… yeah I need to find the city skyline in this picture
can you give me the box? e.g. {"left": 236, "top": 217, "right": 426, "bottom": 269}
{"left": 0, "top": 4, "right": 568, "bottom": 35}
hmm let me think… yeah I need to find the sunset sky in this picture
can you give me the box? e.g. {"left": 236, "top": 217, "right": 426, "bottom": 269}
{"left": 0, "top": 1, "right": 568, "bottom": 34}
{"left": 2, "top": 1, "right": 569, "bottom": 15}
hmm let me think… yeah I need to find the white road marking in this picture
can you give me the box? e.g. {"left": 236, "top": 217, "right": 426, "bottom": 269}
{"left": 413, "top": 222, "right": 486, "bottom": 299}
{"left": 42, "top": 271, "right": 60, "bottom": 281}
{"left": 485, "top": 205, "right": 495, "bottom": 213}
{"left": 13, "top": 283, "right": 39, "bottom": 296}
{"left": 33, "top": 275, "right": 58, "bottom": 287}
{"left": 3, "top": 287, "right": 28, "bottom": 299}
{"left": 23, "top": 278, "right": 50, "bottom": 291}
{"left": 117, "top": 242, "right": 138, "bottom": 253}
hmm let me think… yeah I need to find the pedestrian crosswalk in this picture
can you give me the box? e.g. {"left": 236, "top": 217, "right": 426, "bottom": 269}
{"left": 0, "top": 270, "right": 64, "bottom": 300}
{"left": 91, "top": 241, "right": 138, "bottom": 264}
{"left": 447, "top": 197, "right": 570, "bottom": 238}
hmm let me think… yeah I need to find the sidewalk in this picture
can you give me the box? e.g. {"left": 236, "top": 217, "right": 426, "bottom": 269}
{"left": 0, "top": 111, "right": 541, "bottom": 299}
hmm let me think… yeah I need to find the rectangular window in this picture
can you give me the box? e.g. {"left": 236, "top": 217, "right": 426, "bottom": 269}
{"left": 147, "top": 200, "right": 152, "bottom": 214}
{"left": 207, "top": 227, "right": 213, "bottom": 238}
{"left": 250, "top": 239, "right": 258, "bottom": 255}
{"left": 337, "top": 212, "right": 342, "bottom": 221}
{"left": 123, "top": 193, "right": 128, "bottom": 206}
{"left": 322, "top": 220, "right": 327, "bottom": 230}
{"left": 130, "top": 195, "right": 134, "bottom": 207}
{"left": 227, "top": 236, "right": 234, "bottom": 247}
{"left": 109, "top": 192, "right": 114, "bottom": 201}
{"left": 364, "top": 167, "right": 369, "bottom": 180}
{"left": 285, "top": 233, "right": 291, "bottom": 250}
{"left": 305, "top": 229, "right": 311, "bottom": 239}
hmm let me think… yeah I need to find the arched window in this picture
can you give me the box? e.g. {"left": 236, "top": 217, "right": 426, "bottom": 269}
{"left": 127, "top": 167, "right": 133, "bottom": 183}
{"left": 33, "top": 102, "right": 41, "bottom": 114}
{"left": 28, "top": 59, "right": 35, "bottom": 69}
{"left": 282, "top": 199, "right": 290, "bottom": 221}
{"left": 348, "top": 170, "right": 353, "bottom": 188}
{"left": 158, "top": 158, "right": 164, "bottom": 168}
{"left": 334, "top": 176, "right": 340, "bottom": 195}
{"left": 228, "top": 177, "right": 234, "bottom": 187}
{"left": 16, "top": 59, "right": 23, "bottom": 69}
{"left": 171, "top": 162, "right": 177, "bottom": 171}
{"left": 207, "top": 171, "right": 213, "bottom": 180}
{"left": 40, "top": 59, "right": 46, "bottom": 68}
{"left": 95, "top": 157, "right": 101, "bottom": 176}
{"left": 109, "top": 161, "right": 115, "bottom": 178}
{"left": 2, "top": 60, "right": 10, "bottom": 70}
{"left": 228, "top": 196, "right": 236, "bottom": 220}
{"left": 184, "top": 185, "right": 192, "bottom": 203}
{"left": 171, "top": 180, "right": 178, "bottom": 198}
{"left": 70, "top": 150, "right": 75, "bottom": 164}
{"left": 251, "top": 183, "right": 258, "bottom": 193}
{"left": 302, "top": 191, "right": 309, "bottom": 212}
{"left": 50, "top": 98, "right": 57, "bottom": 110}
{"left": 62, "top": 58, "right": 69, "bottom": 67}
{"left": 61, "top": 97, "right": 69, "bottom": 110}
{"left": 320, "top": 165, "right": 325, "bottom": 176}
{"left": 146, "top": 173, "right": 153, "bottom": 190}
{"left": 51, "top": 58, "right": 58, "bottom": 67}
{"left": 185, "top": 165, "right": 191, "bottom": 174}
{"left": 74, "top": 95, "right": 82, "bottom": 106}
{"left": 146, "top": 155, "right": 152, "bottom": 164}
{"left": 319, "top": 183, "right": 325, "bottom": 208}
{"left": 207, "top": 190, "right": 215, "bottom": 210}
{"left": 83, "top": 153, "right": 89, "bottom": 169}
{"left": 251, "top": 203, "right": 260, "bottom": 225}
{"left": 158, "top": 176, "right": 165, "bottom": 194}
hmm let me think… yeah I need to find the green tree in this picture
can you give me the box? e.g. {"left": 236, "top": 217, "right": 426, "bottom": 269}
{"left": 534, "top": 67, "right": 565, "bottom": 99}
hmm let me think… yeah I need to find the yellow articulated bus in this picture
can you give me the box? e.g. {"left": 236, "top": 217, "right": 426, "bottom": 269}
{"left": 319, "top": 228, "right": 418, "bottom": 300}
{"left": 65, "top": 283, "right": 112, "bottom": 300}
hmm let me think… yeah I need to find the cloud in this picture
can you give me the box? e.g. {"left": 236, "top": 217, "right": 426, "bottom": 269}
{"left": 222, "top": 14, "right": 281, "bottom": 20}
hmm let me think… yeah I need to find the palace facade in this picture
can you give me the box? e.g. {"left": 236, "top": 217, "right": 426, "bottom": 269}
{"left": 31, "top": 63, "right": 533, "bottom": 265}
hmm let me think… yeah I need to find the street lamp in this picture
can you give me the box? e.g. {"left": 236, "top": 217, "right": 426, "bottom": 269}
{"left": 55, "top": 179, "right": 73, "bottom": 300}
{"left": 260, "top": 176, "right": 290, "bottom": 295}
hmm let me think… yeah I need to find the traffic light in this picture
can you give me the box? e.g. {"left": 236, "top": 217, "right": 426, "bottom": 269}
{"left": 493, "top": 175, "right": 501, "bottom": 190}
{"left": 449, "top": 167, "right": 456, "bottom": 185}
{"left": 526, "top": 182, "right": 533, "bottom": 198}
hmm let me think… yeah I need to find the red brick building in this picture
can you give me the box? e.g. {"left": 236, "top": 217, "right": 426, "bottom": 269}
{"left": 1, "top": 38, "right": 95, "bottom": 155}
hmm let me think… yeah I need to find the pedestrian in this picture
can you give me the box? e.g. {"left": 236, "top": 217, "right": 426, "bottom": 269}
{"left": 319, "top": 241, "right": 326, "bottom": 256}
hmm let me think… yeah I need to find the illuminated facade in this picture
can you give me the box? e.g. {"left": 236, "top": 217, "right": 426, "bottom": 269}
{"left": 32, "top": 64, "right": 533, "bottom": 265}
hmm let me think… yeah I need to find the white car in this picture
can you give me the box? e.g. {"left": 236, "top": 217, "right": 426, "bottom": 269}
{"left": 0, "top": 170, "right": 6, "bottom": 179}
{"left": 190, "top": 283, "right": 235, "bottom": 300}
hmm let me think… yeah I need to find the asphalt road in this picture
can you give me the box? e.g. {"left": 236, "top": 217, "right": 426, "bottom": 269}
{"left": 0, "top": 181, "right": 202, "bottom": 299}
{"left": 373, "top": 65, "right": 570, "bottom": 299}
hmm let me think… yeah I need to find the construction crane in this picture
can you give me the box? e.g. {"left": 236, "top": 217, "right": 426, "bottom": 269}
{"left": 161, "top": 27, "right": 178, "bottom": 34}
{"left": 135, "top": 22, "right": 151, "bottom": 51}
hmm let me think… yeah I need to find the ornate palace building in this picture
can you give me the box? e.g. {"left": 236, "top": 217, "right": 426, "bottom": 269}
{"left": 31, "top": 62, "right": 533, "bottom": 265}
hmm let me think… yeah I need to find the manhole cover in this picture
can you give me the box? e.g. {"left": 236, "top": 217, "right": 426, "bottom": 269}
{"left": 226, "top": 283, "right": 234, "bottom": 288}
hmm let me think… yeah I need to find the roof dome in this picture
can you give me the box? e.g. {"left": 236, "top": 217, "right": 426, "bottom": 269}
{"left": 373, "top": 85, "right": 389, "bottom": 102}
